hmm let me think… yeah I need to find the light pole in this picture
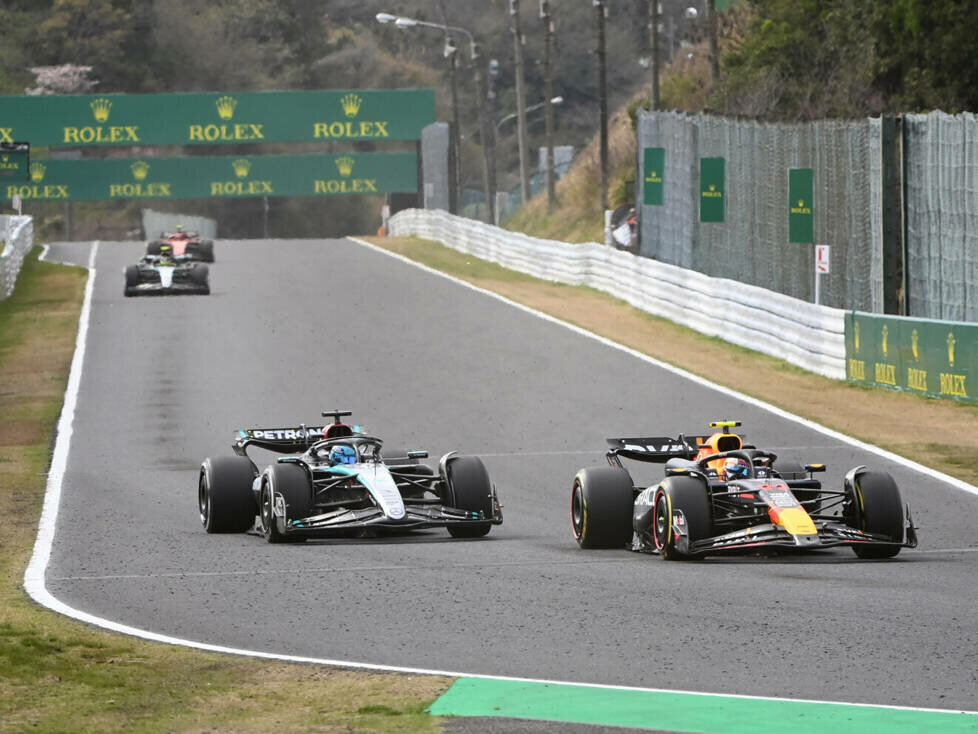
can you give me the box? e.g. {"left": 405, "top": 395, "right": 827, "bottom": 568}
{"left": 509, "top": 0, "right": 531, "bottom": 205}
{"left": 496, "top": 96, "right": 563, "bottom": 133}
{"left": 540, "top": 0, "right": 557, "bottom": 211}
{"left": 376, "top": 12, "right": 494, "bottom": 223}
{"left": 444, "top": 37, "right": 461, "bottom": 214}
{"left": 594, "top": 0, "right": 609, "bottom": 211}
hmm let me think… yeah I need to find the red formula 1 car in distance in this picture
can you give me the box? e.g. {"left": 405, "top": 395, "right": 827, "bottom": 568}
{"left": 571, "top": 421, "right": 917, "bottom": 560}
{"left": 146, "top": 226, "right": 214, "bottom": 262}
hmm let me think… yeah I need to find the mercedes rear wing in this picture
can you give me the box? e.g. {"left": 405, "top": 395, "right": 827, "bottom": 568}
{"left": 233, "top": 426, "right": 326, "bottom": 455}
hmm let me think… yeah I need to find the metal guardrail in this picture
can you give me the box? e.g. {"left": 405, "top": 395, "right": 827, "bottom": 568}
{"left": 388, "top": 209, "right": 846, "bottom": 380}
{"left": 0, "top": 215, "right": 34, "bottom": 301}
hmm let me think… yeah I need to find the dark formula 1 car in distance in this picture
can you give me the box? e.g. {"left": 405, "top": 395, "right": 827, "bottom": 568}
{"left": 124, "top": 244, "right": 209, "bottom": 296}
{"left": 198, "top": 410, "right": 503, "bottom": 543}
{"left": 571, "top": 421, "right": 917, "bottom": 560}
{"left": 146, "top": 226, "right": 214, "bottom": 262}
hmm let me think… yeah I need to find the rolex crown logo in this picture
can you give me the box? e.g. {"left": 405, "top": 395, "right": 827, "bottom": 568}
{"left": 340, "top": 93, "right": 362, "bottom": 118}
{"left": 1, "top": 154, "right": 8, "bottom": 163}
{"left": 948, "top": 332, "right": 956, "bottom": 366}
{"left": 91, "top": 97, "right": 113, "bottom": 123}
{"left": 854, "top": 321, "right": 860, "bottom": 352}
{"left": 798, "top": 199, "right": 805, "bottom": 208}
{"left": 335, "top": 156, "right": 354, "bottom": 177}
{"left": 881, "top": 325, "right": 888, "bottom": 357}
{"left": 131, "top": 160, "right": 150, "bottom": 181}
{"left": 232, "top": 158, "right": 251, "bottom": 179}
{"left": 911, "top": 329, "right": 919, "bottom": 361}
{"left": 216, "top": 95, "right": 238, "bottom": 120}
{"left": 709, "top": 184, "right": 716, "bottom": 191}
{"left": 30, "top": 161, "right": 46, "bottom": 182}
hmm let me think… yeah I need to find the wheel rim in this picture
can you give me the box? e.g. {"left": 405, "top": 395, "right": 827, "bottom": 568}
{"left": 571, "top": 483, "right": 585, "bottom": 539}
{"left": 198, "top": 475, "right": 210, "bottom": 527}
{"left": 260, "top": 485, "right": 274, "bottom": 536}
{"left": 653, "top": 490, "right": 669, "bottom": 551}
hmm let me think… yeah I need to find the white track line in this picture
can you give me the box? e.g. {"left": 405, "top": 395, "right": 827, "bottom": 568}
{"left": 21, "top": 238, "right": 978, "bottom": 719}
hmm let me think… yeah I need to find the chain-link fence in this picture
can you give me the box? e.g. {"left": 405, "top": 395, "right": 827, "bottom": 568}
{"left": 637, "top": 111, "right": 884, "bottom": 312}
{"left": 904, "top": 112, "right": 978, "bottom": 322}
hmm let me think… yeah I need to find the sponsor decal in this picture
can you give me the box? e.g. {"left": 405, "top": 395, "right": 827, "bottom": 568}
{"left": 874, "top": 362, "right": 897, "bottom": 386}
{"left": 702, "top": 183, "right": 722, "bottom": 198}
{"left": 62, "top": 98, "right": 141, "bottom": 144}
{"left": 188, "top": 96, "right": 264, "bottom": 142}
{"left": 644, "top": 169, "right": 662, "bottom": 184}
{"left": 0, "top": 153, "right": 21, "bottom": 173}
{"left": 911, "top": 328, "right": 919, "bottom": 361}
{"left": 313, "top": 159, "right": 379, "bottom": 194}
{"left": 7, "top": 162, "right": 68, "bottom": 199}
{"left": 848, "top": 359, "right": 866, "bottom": 380}
{"left": 789, "top": 198, "right": 812, "bottom": 215}
{"left": 907, "top": 367, "right": 928, "bottom": 392}
{"left": 108, "top": 160, "right": 172, "bottom": 198}
{"left": 210, "top": 159, "right": 272, "bottom": 196}
{"left": 0, "top": 128, "right": 13, "bottom": 143}
{"left": 247, "top": 428, "right": 324, "bottom": 441}
{"left": 939, "top": 373, "right": 967, "bottom": 398}
{"left": 312, "top": 93, "right": 390, "bottom": 139}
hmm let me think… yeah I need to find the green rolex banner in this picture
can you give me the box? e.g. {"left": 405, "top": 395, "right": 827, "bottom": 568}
{"left": 0, "top": 89, "right": 435, "bottom": 147}
{"left": 845, "top": 312, "right": 976, "bottom": 403}
{"left": 699, "top": 156, "right": 725, "bottom": 223}
{"left": 788, "top": 167, "right": 814, "bottom": 243}
{"left": 643, "top": 147, "right": 665, "bottom": 206}
{"left": 1, "top": 151, "right": 417, "bottom": 202}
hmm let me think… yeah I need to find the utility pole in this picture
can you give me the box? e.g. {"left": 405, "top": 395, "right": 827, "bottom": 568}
{"left": 541, "top": 0, "right": 556, "bottom": 211}
{"left": 650, "top": 0, "right": 660, "bottom": 109}
{"left": 446, "top": 38, "right": 461, "bottom": 214}
{"left": 595, "top": 0, "right": 608, "bottom": 211}
{"left": 510, "top": 0, "right": 532, "bottom": 205}
{"left": 707, "top": 0, "right": 719, "bottom": 82}
{"left": 486, "top": 57, "right": 500, "bottom": 224}
{"left": 472, "top": 44, "right": 495, "bottom": 224}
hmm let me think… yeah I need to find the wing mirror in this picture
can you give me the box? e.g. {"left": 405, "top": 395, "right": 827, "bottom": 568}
{"left": 805, "top": 464, "right": 826, "bottom": 473}
{"left": 407, "top": 450, "right": 429, "bottom": 459}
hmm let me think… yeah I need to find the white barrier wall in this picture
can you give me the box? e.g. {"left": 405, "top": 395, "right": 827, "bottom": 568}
{"left": 388, "top": 209, "right": 847, "bottom": 380}
{"left": 0, "top": 215, "right": 34, "bottom": 301}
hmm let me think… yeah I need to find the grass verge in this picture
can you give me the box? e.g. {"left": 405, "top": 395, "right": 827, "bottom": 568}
{"left": 0, "top": 247, "right": 449, "bottom": 733}
{"left": 362, "top": 235, "right": 978, "bottom": 487}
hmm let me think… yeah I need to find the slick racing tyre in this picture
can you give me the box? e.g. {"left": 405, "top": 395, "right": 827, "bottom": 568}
{"left": 652, "top": 476, "right": 712, "bottom": 560}
{"left": 571, "top": 466, "right": 633, "bottom": 549}
{"left": 199, "top": 456, "right": 257, "bottom": 533}
{"left": 124, "top": 265, "right": 140, "bottom": 296}
{"left": 146, "top": 240, "right": 163, "bottom": 256}
{"left": 261, "top": 463, "right": 311, "bottom": 544}
{"left": 200, "top": 240, "right": 215, "bottom": 262}
{"left": 846, "top": 471, "right": 904, "bottom": 559}
{"left": 190, "top": 263, "right": 209, "bottom": 294}
{"left": 443, "top": 456, "right": 493, "bottom": 538}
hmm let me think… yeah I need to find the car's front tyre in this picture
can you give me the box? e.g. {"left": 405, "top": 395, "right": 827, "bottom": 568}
{"left": 260, "top": 463, "right": 311, "bottom": 544}
{"left": 571, "top": 466, "right": 633, "bottom": 549}
{"left": 442, "top": 456, "right": 493, "bottom": 538}
{"left": 199, "top": 456, "right": 257, "bottom": 533}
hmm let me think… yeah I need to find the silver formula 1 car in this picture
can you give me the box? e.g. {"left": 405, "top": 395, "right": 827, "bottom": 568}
{"left": 124, "top": 245, "right": 209, "bottom": 296}
{"left": 198, "top": 410, "right": 503, "bottom": 543}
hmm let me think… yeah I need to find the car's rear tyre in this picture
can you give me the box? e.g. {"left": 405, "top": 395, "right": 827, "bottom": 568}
{"left": 653, "top": 476, "right": 712, "bottom": 560}
{"left": 443, "top": 456, "right": 493, "bottom": 538}
{"left": 199, "top": 456, "right": 256, "bottom": 533}
{"left": 200, "top": 240, "right": 215, "bottom": 262}
{"left": 847, "top": 471, "right": 904, "bottom": 559}
{"left": 261, "top": 463, "right": 311, "bottom": 544}
{"left": 146, "top": 241, "right": 162, "bottom": 256}
{"left": 571, "top": 467, "right": 633, "bottom": 549}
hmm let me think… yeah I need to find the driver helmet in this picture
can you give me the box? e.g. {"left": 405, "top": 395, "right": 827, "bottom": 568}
{"left": 329, "top": 445, "right": 357, "bottom": 465}
{"left": 176, "top": 224, "right": 183, "bottom": 231}
{"left": 158, "top": 244, "right": 174, "bottom": 263}
{"left": 723, "top": 457, "right": 750, "bottom": 480}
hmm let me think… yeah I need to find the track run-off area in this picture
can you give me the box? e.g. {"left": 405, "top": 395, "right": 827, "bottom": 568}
{"left": 27, "top": 238, "right": 978, "bottom": 732}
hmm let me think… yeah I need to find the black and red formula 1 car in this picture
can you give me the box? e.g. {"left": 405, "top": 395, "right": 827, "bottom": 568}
{"left": 146, "top": 228, "right": 214, "bottom": 262}
{"left": 571, "top": 421, "right": 917, "bottom": 560}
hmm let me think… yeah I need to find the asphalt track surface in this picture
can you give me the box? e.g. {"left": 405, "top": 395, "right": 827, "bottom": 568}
{"left": 40, "top": 239, "right": 978, "bottom": 715}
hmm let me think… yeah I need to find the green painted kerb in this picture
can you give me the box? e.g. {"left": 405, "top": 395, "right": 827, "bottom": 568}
{"left": 429, "top": 678, "right": 978, "bottom": 733}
